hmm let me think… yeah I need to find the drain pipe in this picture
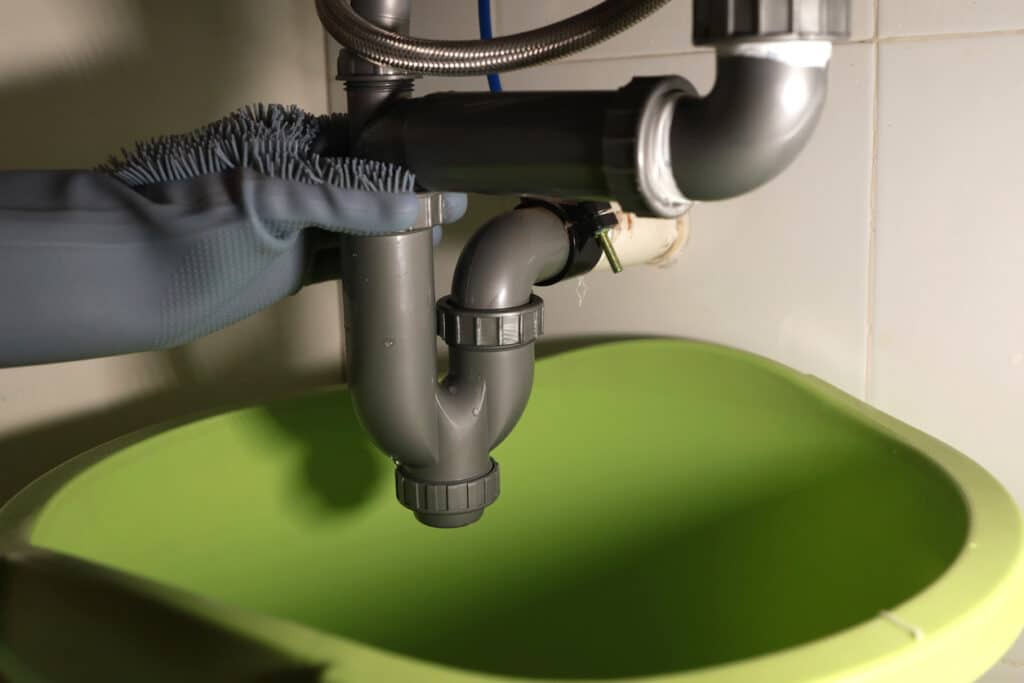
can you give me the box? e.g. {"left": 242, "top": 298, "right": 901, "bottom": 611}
{"left": 354, "top": 1, "right": 849, "bottom": 215}
{"left": 340, "top": 206, "right": 574, "bottom": 527}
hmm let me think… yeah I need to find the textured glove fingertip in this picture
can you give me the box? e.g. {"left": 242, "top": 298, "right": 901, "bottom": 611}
{"left": 441, "top": 193, "right": 469, "bottom": 224}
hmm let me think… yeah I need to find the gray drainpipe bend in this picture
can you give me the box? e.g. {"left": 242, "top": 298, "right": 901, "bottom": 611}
{"left": 354, "top": 40, "right": 836, "bottom": 216}
{"left": 671, "top": 41, "right": 833, "bottom": 201}
{"left": 339, "top": 206, "right": 570, "bottom": 527}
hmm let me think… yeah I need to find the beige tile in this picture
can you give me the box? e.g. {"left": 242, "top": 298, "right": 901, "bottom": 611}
{"left": 0, "top": 0, "right": 329, "bottom": 169}
{"left": 0, "top": 0, "right": 143, "bottom": 89}
{"left": 0, "top": 0, "right": 337, "bottom": 502}
{"left": 331, "top": 1, "right": 875, "bottom": 99}
{"left": 411, "top": 0, "right": 483, "bottom": 38}
{"left": 496, "top": 0, "right": 874, "bottom": 61}
{"left": 435, "top": 44, "right": 874, "bottom": 397}
{"left": 872, "top": 35, "right": 1024, "bottom": 507}
{"left": 498, "top": 0, "right": 698, "bottom": 59}
{"left": 880, "top": 0, "right": 1024, "bottom": 38}
{"left": 852, "top": 0, "right": 878, "bottom": 40}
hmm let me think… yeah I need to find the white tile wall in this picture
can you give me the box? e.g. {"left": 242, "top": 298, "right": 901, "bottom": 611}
{"left": 496, "top": 0, "right": 700, "bottom": 60}
{"left": 872, "top": 32, "right": 1024, "bottom": 512}
{"left": 871, "top": 30, "right": 1024, "bottom": 671}
{"left": 879, "top": 0, "right": 1024, "bottom": 38}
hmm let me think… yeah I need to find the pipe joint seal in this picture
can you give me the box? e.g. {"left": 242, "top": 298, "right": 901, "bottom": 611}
{"left": 437, "top": 295, "right": 544, "bottom": 350}
{"left": 605, "top": 76, "right": 696, "bottom": 218}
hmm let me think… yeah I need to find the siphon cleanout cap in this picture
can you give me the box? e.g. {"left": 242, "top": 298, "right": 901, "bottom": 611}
{"left": 396, "top": 460, "right": 501, "bottom": 528}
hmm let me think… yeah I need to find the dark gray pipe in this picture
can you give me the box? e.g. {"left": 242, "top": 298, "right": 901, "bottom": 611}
{"left": 671, "top": 55, "right": 827, "bottom": 200}
{"left": 343, "top": 0, "right": 414, "bottom": 143}
{"left": 356, "top": 50, "right": 831, "bottom": 215}
{"left": 339, "top": 206, "right": 571, "bottom": 527}
{"left": 355, "top": 91, "right": 614, "bottom": 201}
{"left": 340, "top": 231, "right": 439, "bottom": 468}
{"left": 318, "top": 0, "right": 672, "bottom": 76}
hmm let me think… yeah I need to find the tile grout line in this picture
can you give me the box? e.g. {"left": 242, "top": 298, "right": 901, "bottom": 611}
{"left": 879, "top": 25, "right": 1024, "bottom": 43}
{"left": 864, "top": 0, "right": 881, "bottom": 403}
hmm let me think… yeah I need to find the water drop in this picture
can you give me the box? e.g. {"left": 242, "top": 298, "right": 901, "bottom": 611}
{"left": 576, "top": 276, "right": 589, "bottom": 308}
{"left": 383, "top": 337, "right": 394, "bottom": 349}
{"left": 472, "top": 407, "right": 481, "bottom": 417}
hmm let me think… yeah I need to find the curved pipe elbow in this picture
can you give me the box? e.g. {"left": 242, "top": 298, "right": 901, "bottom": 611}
{"left": 671, "top": 45, "right": 830, "bottom": 201}
{"left": 446, "top": 205, "right": 571, "bottom": 451}
{"left": 450, "top": 206, "right": 570, "bottom": 310}
{"left": 340, "top": 231, "right": 440, "bottom": 468}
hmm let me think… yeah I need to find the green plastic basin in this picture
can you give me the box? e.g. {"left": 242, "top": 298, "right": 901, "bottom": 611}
{"left": 1, "top": 340, "right": 1022, "bottom": 682}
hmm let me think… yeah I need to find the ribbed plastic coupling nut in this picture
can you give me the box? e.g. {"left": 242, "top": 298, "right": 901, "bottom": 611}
{"left": 693, "top": 0, "right": 851, "bottom": 45}
{"left": 604, "top": 76, "right": 696, "bottom": 218}
{"left": 436, "top": 295, "right": 544, "bottom": 349}
{"left": 395, "top": 460, "right": 500, "bottom": 515}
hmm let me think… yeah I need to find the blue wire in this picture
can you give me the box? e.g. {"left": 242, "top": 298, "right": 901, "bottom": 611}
{"left": 477, "top": 0, "right": 503, "bottom": 92}
{"left": 486, "top": 71, "right": 503, "bottom": 93}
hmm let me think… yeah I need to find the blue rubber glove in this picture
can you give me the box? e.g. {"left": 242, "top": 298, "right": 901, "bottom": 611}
{"left": 0, "top": 168, "right": 467, "bottom": 367}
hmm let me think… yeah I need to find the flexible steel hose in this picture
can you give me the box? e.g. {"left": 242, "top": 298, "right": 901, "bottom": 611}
{"left": 316, "top": 0, "right": 673, "bottom": 76}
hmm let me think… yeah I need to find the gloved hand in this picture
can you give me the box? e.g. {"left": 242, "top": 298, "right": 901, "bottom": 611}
{"left": 0, "top": 168, "right": 467, "bottom": 367}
